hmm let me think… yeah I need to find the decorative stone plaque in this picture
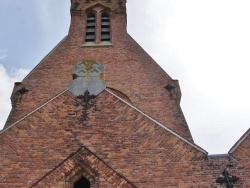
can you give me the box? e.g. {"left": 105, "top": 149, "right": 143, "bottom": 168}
{"left": 68, "top": 60, "right": 106, "bottom": 96}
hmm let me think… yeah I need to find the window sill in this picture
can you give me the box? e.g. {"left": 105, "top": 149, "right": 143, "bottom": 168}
{"left": 81, "top": 42, "right": 113, "bottom": 48}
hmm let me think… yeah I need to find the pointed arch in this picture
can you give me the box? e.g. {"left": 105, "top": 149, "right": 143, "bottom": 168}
{"left": 74, "top": 176, "right": 91, "bottom": 188}
{"left": 65, "top": 162, "right": 98, "bottom": 188}
{"left": 83, "top": 3, "right": 112, "bottom": 44}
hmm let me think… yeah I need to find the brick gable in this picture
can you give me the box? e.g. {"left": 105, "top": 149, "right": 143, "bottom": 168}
{"left": 0, "top": 90, "right": 202, "bottom": 187}
{"left": 4, "top": 0, "right": 193, "bottom": 142}
{"left": 2, "top": 0, "right": 250, "bottom": 187}
{"left": 230, "top": 129, "right": 250, "bottom": 159}
{"left": 1, "top": 88, "right": 250, "bottom": 187}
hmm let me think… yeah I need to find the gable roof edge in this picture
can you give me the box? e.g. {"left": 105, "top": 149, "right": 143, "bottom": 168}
{"left": 31, "top": 144, "right": 138, "bottom": 188}
{"left": 229, "top": 128, "right": 250, "bottom": 154}
{"left": 105, "top": 88, "right": 208, "bottom": 155}
{"left": 0, "top": 89, "right": 68, "bottom": 135}
{"left": 22, "top": 36, "right": 68, "bottom": 83}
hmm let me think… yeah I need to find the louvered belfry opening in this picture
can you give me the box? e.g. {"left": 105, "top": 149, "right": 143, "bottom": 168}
{"left": 101, "top": 12, "right": 110, "bottom": 42}
{"left": 74, "top": 176, "right": 90, "bottom": 188}
{"left": 85, "top": 12, "right": 96, "bottom": 42}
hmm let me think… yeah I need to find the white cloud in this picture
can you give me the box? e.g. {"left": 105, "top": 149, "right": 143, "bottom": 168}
{"left": 160, "top": 0, "right": 250, "bottom": 153}
{"left": 0, "top": 64, "right": 29, "bottom": 130}
{"left": 128, "top": 0, "right": 250, "bottom": 154}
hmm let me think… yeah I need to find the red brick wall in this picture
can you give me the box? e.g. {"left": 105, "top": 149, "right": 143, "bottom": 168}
{"left": 2, "top": 1, "right": 249, "bottom": 187}
{"left": 32, "top": 147, "right": 135, "bottom": 188}
{"left": 1, "top": 91, "right": 249, "bottom": 187}
{"left": 232, "top": 133, "right": 250, "bottom": 159}
{"left": 5, "top": 0, "right": 193, "bottom": 142}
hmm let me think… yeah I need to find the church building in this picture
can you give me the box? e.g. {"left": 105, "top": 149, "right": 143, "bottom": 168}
{"left": 0, "top": 0, "right": 249, "bottom": 187}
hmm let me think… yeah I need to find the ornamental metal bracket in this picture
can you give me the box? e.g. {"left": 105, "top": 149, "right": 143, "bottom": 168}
{"left": 216, "top": 169, "right": 239, "bottom": 188}
{"left": 75, "top": 90, "right": 97, "bottom": 123}
{"left": 165, "top": 84, "right": 175, "bottom": 99}
{"left": 17, "top": 87, "right": 29, "bottom": 102}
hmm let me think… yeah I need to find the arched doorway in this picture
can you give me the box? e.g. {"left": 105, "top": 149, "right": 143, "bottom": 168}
{"left": 74, "top": 176, "right": 90, "bottom": 188}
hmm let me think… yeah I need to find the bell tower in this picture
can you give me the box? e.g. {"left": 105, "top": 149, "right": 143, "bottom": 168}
{"left": 1, "top": 1, "right": 250, "bottom": 187}
{"left": 4, "top": 0, "right": 193, "bottom": 143}
{"left": 69, "top": 0, "right": 127, "bottom": 46}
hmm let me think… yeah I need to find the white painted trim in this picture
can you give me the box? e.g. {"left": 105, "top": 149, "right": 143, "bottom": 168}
{"left": 105, "top": 88, "right": 208, "bottom": 155}
{"left": 0, "top": 89, "right": 68, "bottom": 135}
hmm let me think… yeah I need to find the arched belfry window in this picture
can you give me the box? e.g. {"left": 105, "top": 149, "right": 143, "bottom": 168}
{"left": 85, "top": 12, "right": 96, "bottom": 42}
{"left": 74, "top": 176, "right": 90, "bottom": 188}
{"left": 83, "top": 7, "right": 112, "bottom": 46}
{"left": 101, "top": 12, "right": 110, "bottom": 42}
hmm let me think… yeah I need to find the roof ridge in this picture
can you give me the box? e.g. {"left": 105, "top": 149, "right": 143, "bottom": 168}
{"left": 105, "top": 88, "right": 208, "bottom": 155}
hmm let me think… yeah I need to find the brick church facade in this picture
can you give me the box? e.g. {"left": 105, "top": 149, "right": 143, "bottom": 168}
{"left": 0, "top": 0, "right": 249, "bottom": 187}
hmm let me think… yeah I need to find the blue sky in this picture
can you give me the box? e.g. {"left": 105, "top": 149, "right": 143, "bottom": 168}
{"left": 0, "top": 0, "right": 250, "bottom": 154}
{"left": 0, "top": 1, "right": 70, "bottom": 70}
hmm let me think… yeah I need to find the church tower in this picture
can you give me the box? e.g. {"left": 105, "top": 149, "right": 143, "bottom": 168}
{"left": 0, "top": 0, "right": 249, "bottom": 187}
{"left": 5, "top": 0, "right": 193, "bottom": 142}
